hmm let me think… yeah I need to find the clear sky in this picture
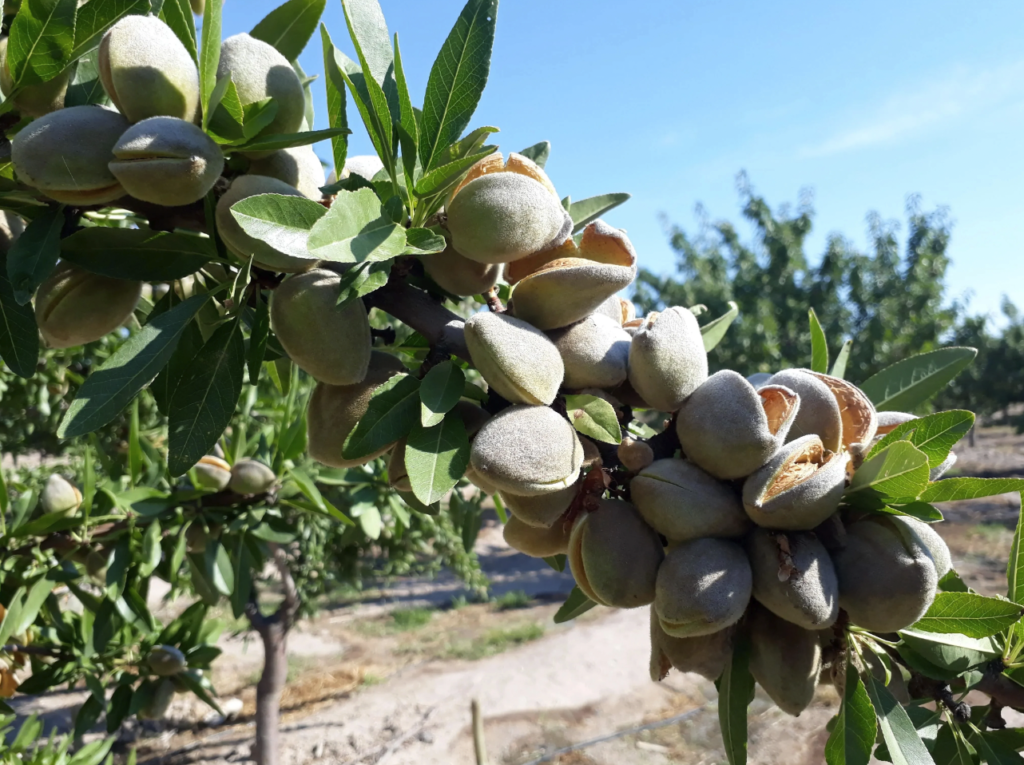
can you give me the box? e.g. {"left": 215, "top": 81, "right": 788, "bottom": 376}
{"left": 224, "top": 0, "right": 1024, "bottom": 323}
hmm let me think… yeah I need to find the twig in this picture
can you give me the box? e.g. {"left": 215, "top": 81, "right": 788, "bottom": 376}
{"left": 472, "top": 699, "right": 488, "bottom": 765}
{"left": 365, "top": 282, "right": 470, "bottom": 362}
{"left": 519, "top": 703, "right": 713, "bottom": 765}
{"left": 2, "top": 644, "right": 65, "bottom": 657}
{"left": 483, "top": 288, "right": 504, "bottom": 313}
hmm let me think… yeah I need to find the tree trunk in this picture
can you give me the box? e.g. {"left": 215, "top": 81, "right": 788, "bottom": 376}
{"left": 254, "top": 622, "right": 288, "bottom": 765}
{"left": 246, "top": 543, "right": 300, "bottom": 765}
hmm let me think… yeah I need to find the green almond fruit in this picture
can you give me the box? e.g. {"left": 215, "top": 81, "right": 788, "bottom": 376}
{"left": 216, "top": 175, "right": 319, "bottom": 273}
{"left": 110, "top": 117, "right": 224, "bottom": 206}
{"left": 40, "top": 474, "right": 82, "bottom": 516}
{"left": 676, "top": 370, "right": 800, "bottom": 480}
{"left": 628, "top": 306, "right": 708, "bottom": 412}
{"left": 12, "top": 106, "right": 129, "bottom": 204}
{"left": 194, "top": 455, "right": 231, "bottom": 491}
{"left": 469, "top": 405, "right": 583, "bottom": 496}
{"left": 99, "top": 15, "right": 200, "bottom": 123}
{"left": 890, "top": 516, "right": 952, "bottom": 579}
{"left": 761, "top": 369, "right": 843, "bottom": 453}
{"left": 147, "top": 645, "right": 187, "bottom": 677}
{"left": 746, "top": 528, "right": 838, "bottom": 630}
{"left": 229, "top": 459, "right": 275, "bottom": 495}
{"left": 593, "top": 294, "right": 635, "bottom": 326}
{"left": 500, "top": 482, "right": 578, "bottom": 528}
{"left": 507, "top": 220, "right": 637, "bottom": 330}
{"left": 248, "top": 145, "right": 326, "bottom": 201}
{"left": 464, "top": 311, "right": 564, "bottom": 406}
{"left": 138, "top": 678, "right": 176, "bottom": 720}
{"left": 649, "top": 605, "right": 733, "bottom": 682}
{"left": 832, "top": 515, "right": 939, "bottom": 633}
{"left": 306, "top": 352, "right": 407, "bottom": 468}
{"left": 742, "top": 435, "right": 849, "bottom": 531}
{"left": 421, "top": 245, "right": 502, "bottom": 297}
{"left": 548, "top": 313, "right": 631, "bottom": 390}
{"left": 617, "top": 437, "right": 655, "bottom": 473}
{"left": 270, "top": 268, "right": 372, "bottom": 385}
{"left": 445, "top": 152, "right": 571, "bottom": 265}
{"left": 0, "top": 37, "right": 69, "bottom": 117}
{"left": 503, "top": 513, "right": 570, "bottom": 557}
{"left": 655, "top": 537, "right": 752, "bottom": 638}
{"left": 748, "top": 603, "right": 821, "bottom": 716}
{"left": 35, "top": 263, "right": 142, "bottom": 349}
{"left": 217, "top": 34, "right": 306, "bottom": 154}
{"left": 568, "top": 499, "right": 664, "bottom": 608}
{"left": 630, "top": 458, "right": 750, "bottom": 543}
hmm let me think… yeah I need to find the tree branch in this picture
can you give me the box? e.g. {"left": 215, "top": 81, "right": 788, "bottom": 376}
{"left": 975, "top": 673, "right": 1024, "bottom": 712}
{"left": 366, "top": 281, "right": 470, "bottom": 362}
{"left": 270, "top": 543, "right": 300, "bottom": 631}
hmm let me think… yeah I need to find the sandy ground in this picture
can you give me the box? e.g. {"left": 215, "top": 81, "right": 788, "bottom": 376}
{"left": 8, "top": 426, "right": 1024, "bottom": 764}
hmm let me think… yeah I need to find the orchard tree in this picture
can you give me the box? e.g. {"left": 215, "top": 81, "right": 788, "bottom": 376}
{"left": 635, "top": 174, "right": 962, "bottom": 382}
{"left": 1, "top": 3, "right": 1024, "bottom": 765}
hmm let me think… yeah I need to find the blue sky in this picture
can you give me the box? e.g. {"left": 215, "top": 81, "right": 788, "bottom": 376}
{"left": 224, "top": 0, "right": 1024, "bottom": 324}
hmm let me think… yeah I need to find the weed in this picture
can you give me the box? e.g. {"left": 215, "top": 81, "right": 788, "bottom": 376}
{"left": 492, "top": 590, "right": 532, "bottom": 611}
{"left": 444, "top": 623, "right": 545, "bottom": 661}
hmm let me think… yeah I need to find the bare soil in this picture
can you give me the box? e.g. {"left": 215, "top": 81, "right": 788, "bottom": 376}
{"left": 10, "top": 426, "right": 1024, "bottom": 764}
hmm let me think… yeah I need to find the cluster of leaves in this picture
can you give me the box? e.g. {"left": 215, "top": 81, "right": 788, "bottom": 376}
{"left": 0, "top": 713, "right": 119, "bottom": 765}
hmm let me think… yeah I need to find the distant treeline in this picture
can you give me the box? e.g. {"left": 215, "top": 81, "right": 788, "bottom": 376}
{"left": 634, "top": 172, "right": 1024, "bottom": 425}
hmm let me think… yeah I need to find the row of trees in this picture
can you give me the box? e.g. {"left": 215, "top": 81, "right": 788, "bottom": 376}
{"left": 636, "top": 172, "right": 1022, "bottom": 423}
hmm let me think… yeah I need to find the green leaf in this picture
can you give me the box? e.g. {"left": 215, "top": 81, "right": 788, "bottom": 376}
{"left": 864, "top": 674, "right": 935, "bottom": 765}
{"left": 235, "top": 128, "right": 350, "bottom": 156}
{"left": 0, "top": 248, "right": 40, "bottom": 378}
{"left": 7, "top": 0, "right": 77, "bottom": 89}
{"left": 159, "top": 0, "right": 198, "bottom": 63}
{"left": 342, "top": 373, "right": 419, "bottom": 459}
{"left": 167, "top": 316, "right": 245, "bottom": 476}
{"left": 61, "top": 228, "right": 214, "bottom": 280}
{"left": 1007, "top": 493, "right": 1024, "bottom": 604}
{"left": 913, "top": 592, "right": 1023, "bottom": 638}
{"left": 64, "top": 47, "right": 108, "bottom": 106}
{"left": 105, "top": 537, "right": 130, "bottom": 599}
{"left": 229, "top": 193, "right": 326, "bottom": 260}
{"left": 899, "top": 629, "right": 1001, "bottom": 673}
{"left": 393, "top": 33, "right": 418, "bottom": 186}
{"left": 847, "top": 441, "right": 930, "bottom": 500}
{"left": 59, "top": 292, "right": 212, "bottom": 439}
{"left": 333, "top": 260, "right": 389, "bottom": 307}
{"left": 518, "top": 140, "right": 550, "bottom": 168}
{"left": 341, "top": 0, "right": 394, "bottom": 168}
{"left": 320, "top": 25, "right": 348, "bottom": 175}
{"left": 198, "top": 0, "right": 223, "bottom": 131}
{"left": 402, "top": 227, "right": 447, "bottom": 256}
{"left": 922, "top": 478, "right": 1024, "bottom": 503}
{"left": 174, "top": 668, "right": 223, "bottom": 715}
{"left": 830, "top": 339, "right": 853, "bottom": 379}
{"left": 968, "top": 727, "right": 1022, "bottom": 765}
{"left": 356, "top": 504, "right": 382, "bottom": 539}
{"left": 873, "top": 502, "right": 944, "bottom": 523}
{"left": 139, "top": 518, "right": 162, "bottom": 577}
{"left": 307, "top": 187, "right": 407, "bottom": 263}
{"left": 73, "top": 0, "right": 152, "bottom": 62}
{"left": 250, "top": 0, "right": 325, "bottom": 60}
{"left": 564, "top": 393, "right": 621, "bottom": 444}
{"left": 569, "top": 193, "right": 631, "bottom": 233}
{"left": 867, "top": 410, "right": 975, "bottom": 469}
{"left": 6, "top": 200, "right": 62, "bottom": 306}
{"left": 825, "top": 662, "right": 876, "bottom": 765}
{"left": 809, "top": 307, "right": 829, "bottom": 373}
{"left": 858, "top": 347, "right": 977, "bottom": 412}
{"left": 7, "top": 574, "right": 55, "bottom": 639}
{"left": 701, "top": 301, "right": 740, "bottom": 352}
{"left": 340, "top": 0, "right": 394, "bottom": 85}
{"left": 418, "top": 0, "right": 498, "bottom": 171}
{"left": 553, "top": 585, "right": 597, "bottom": 624}
{"left": 420, "top": 361, "right": 464, "bottom": 427}
{"left": 204, "top": 538, "right": 234, "bottom": 596}
{"left": 247, "top": 293, "right": 270, "bottom": 384}
{"left": 413, "top": 148, "right": 494, "bottom": 197}
{"left": 406, "top": 414, "right": 470, "bottom": 505}
{"left": 931, "top": 723, "right": 975, "bottom": 765}
{"left": 716, "top": 633, "right": 754, "bottom": 765}
{"left": 151, "top": 318, "right": 203, "bottom": 415}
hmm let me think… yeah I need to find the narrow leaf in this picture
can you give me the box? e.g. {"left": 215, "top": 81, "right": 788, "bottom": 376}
{"left": 564, "top": 393, "right": 621, "bottom": 444}
{"left": 250, "top": 0, "right": 325, "bottom": 60}
{"left": 61, "top": 228, "right": 214, "bottom": 281}
{"left": 320, "top": 25, "right": 348, "bottom": 175}
{"left": 847, "top": 441, "right": 930, "bottom": 500}
{"left": 198, "top": 0, "right": 223, "bottom": 131}
{"left": 342, "top": 373, "right": 419, "bottom": 459}
{"left": 406, "top": 414, "right": 470, "bottom": 505}
{"left": 553, "top": 586, "right": 597, "bottom": 624}
{"left": 234, "top": 126, "right": 349, "bottom": 154}
{"left": 809, "top": 307, "right": 829, "bottom": 373}
{"left": 569, "top": 193, "right": 631, "bottom": 233}
{"left": 701, "top": 301, "right": 740, "bottom": 352}
{"left": 59, "top": 293, "right": 212, "bottom": 439}
{"left": 420, "top": 361, "right": 464, "bottom": 427}
{"left": 159, "top": 0, "right": 198, "bottom": 63}
{"left": 167, "top": 316, "right": 245, "bottom": 475}
{"left": 419, "top": 0, "right": 498, "bottom": 171}
{"left": 867, "top": 410, "right": 975, "bottom": 469}
{"left": 859, "top": 347, "right": 978, "bottom": 412}
{"left": 717, "top": 633, "right": 754, "bottom": 765}
{"left": 73, "top": 0, "right": 152, "bottom": 61}
{"left": 825, "top": 662, "right": 876, "bottom": 765}
{"left": 864, "top": 674, "right": 936, "bottom": 765}
{"left": 6, "top": 202, "right": 62, "bottom": 306}
{"left": 518, "top": 140, "right": 550, "bottom": 168}
{"left": 1007, "top": 493, "right": 1024, "bottom": 604}
{"left": 922, "top": 478, "right": 1024, "bottom": 504}
{"left": 0, "top": 248, "right": 40, "bottom": 378}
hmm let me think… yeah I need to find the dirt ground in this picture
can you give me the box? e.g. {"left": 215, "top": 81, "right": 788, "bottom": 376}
{"left": 9, "top": 426, "right": 1024, "bottom": 764}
